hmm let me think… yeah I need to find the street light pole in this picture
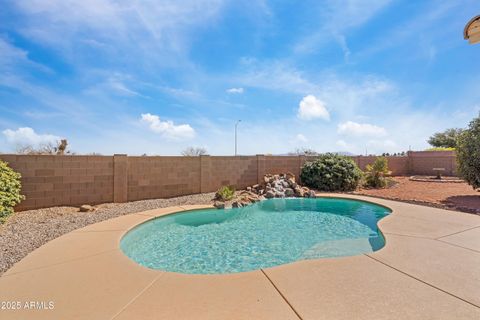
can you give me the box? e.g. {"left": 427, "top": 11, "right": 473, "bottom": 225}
{"left": 235, "top": 120, "right": 241, "bottom": 156}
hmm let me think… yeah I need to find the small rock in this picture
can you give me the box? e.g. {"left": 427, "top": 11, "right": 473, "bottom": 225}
{"left": 285, "top": 188, "right": 294, "bottom": 197}
{"left": 224, "top": 201, "right": 233, "bottom": 209}
{"left": 294, "top": 187, "right": 304, "bottom": 197}
{"left": 232, "top": 201, "right": 243, "bottom": 208}
{"left": 214, "top": 201, "right": 225, "bottom": 209}
{"left": 287, "top": 179, "right": 297, "bottom": 188}
{"left": 286, "top": 172, "right": 295, "bottom": 181}
{"left": 265, "top": 190, "right": 275, "bottom": 198}
{"left": 246, "top": 186, "right": 252, "bottom": 191}
{"left": 275, "top": 191, "right": 285, "bottom": 198}
{"left": 79, "top": 205, "right": 95, "bottom": 212}
{"left": 307, "top": 190, "right": 317, "bottom": 198}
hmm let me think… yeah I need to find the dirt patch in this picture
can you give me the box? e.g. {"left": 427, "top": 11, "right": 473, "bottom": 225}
{"left": 355, "top": 176, "right": 480, "bottom": 214}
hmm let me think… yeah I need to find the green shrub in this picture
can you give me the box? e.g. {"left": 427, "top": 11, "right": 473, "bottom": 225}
{"left": 457, "top": 114, "right": 480, "bottom": 189}
{"left": 300, "top": 153, "right": 362, "bottom": 191}
{"left": 215, "top": 185, "right": 235, "bottom": 201}
{"left": 0, "top": 160, "right": 24, "bottom": 223}
{"left": 364, "top": 157, "right": 391, "bottom": 188}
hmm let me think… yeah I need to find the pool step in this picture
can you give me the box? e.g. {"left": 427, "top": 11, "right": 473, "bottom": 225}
{"left": 301, "top": 238, "right": 374, "bottom": 259}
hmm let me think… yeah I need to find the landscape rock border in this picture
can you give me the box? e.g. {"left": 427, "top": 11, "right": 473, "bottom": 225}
{"left": 409, "top": 176, "right": 464, "bottom": 183}
{"left": 214, "top": 173, "right": 316, "bottom": 209}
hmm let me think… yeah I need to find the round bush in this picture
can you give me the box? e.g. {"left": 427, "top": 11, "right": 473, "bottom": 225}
{"left": 457, "top": 114, "right": 480, "bottom": 190}
{"left": 0, "top": 160, "right": 24, "bottom": 222}
{"left": 300, "top": 153, "right": 362, "bottom": 191}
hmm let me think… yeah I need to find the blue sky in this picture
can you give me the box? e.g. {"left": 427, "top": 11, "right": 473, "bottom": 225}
{"left": 0, "top": 0, "right": 479, "bottom": 155}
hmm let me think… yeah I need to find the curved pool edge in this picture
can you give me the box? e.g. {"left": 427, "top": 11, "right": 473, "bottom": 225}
{"left": 2, "top": 195, "right": 480, "bottom": 319}
{"left": 3, "top": 193, "right": 471, "bottom": 279}
{"left": 2, "top": 196, "right": 397, "bottom": 279}
{"left": 119, "top": 196, "right": 392, "bottom": 275}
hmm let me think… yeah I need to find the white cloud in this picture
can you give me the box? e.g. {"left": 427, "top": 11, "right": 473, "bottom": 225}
{"left": 226, "top": 87, "right": 244, "bottom": 94}
{"left": 2, "top": 127, "right": 61, "bottom": 147}
{"left": 336, "top": 139, "right": 349, "bottom": 148}
{"left": 295, "top": 134, "right": 308, "bottom": 143}
{"left": 235, "top": 59, "right": 318, "bottom": 94}
{"left": 297, "top": 95, "right": 330, "bottom": 121}
{"left": 0, "top": 38, "right": 28, "bottom": 68}
{"left": 0, "top": 38, "right": 51, "bottom": 73}
{"left": 367, "top": 139, "right": 396, "bottom": 148}
{"left": 234, "top": 60, "right": 394, "bottom": 119}
{"left": 337, "top": 121, "right": 387, "bottom": 136}
{"left": 294, "top": 0, "right": 392, "bottom": 54}
{"left": 140, "top": 113, "right": 195, "bottom": 139}
{"left": 106, "top": 78, "right": 142, "bottom": 97}
{"left": 366, "top": 139, "right": 397, "bottom": 154}
{"left": 12, "top": 0, "right": 227, "bottom": 59}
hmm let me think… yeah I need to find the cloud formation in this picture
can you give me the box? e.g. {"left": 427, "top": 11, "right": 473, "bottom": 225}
{"left": 337, "top": 121, "right": 387, "bottom": 137}
{"left": 297, "top": 95, "right": 330, "bottom": 121}
{"left": 336, "top": 139, "right": 349, "bottom": 149}
{"left": 2, "top": 127, "right": 61, "bottom": 147}
{"left": 295, "top": 133, "right": 308, "bottom": 143}
{"left": 140, "top": 113, "right": 195, "bottom": 139}
{"left": 226, "top": 87, "right": 244, "bottom": 94}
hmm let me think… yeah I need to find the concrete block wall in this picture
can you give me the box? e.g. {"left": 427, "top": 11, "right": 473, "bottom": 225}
{"left": 265, "top": 156, "right": 303, "bottom": 179}
{"left": 207, "top": 156, "right": 258, "bottom": 192}
{"left": 408, "top": 151, "right": 457, "bottom": 176}
{"left": 127, "top": 156, "right": 201, "bottom": 201}
{"left": 0, "top": 151, "right": 458, "bottom": 211}
{"left": 0, "top": 155, "right": 114, "bottom": 211}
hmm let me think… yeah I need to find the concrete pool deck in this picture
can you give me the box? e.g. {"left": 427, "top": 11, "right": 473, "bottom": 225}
{"left": 0, "top": 195, "right": 479, "bottom": 319}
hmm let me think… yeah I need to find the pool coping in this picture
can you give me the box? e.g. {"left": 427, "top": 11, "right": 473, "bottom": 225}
{"left": 1, "top": 194, "right": 479, "bottom": 319}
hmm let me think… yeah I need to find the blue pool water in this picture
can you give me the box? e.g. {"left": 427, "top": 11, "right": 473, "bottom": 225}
{"left": 120, "top": 198, "right": 390, "bottom": 274}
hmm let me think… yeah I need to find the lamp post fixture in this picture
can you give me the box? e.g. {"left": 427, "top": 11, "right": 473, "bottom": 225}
{"left": 235, "top": 120, "right": 241, "bottom": 156}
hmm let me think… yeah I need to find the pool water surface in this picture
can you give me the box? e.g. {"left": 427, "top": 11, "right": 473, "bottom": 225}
{"left": 120, "top": 198, "right": 390, "bottom": 274}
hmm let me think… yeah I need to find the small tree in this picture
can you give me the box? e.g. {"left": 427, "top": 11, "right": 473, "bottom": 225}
{"left": 457, "top": 115, "right": 480, "bottom": 189}
{"left": 0, "top": 160, "right": 24, "bottom": 222}
{"left": 181, "top": 147, "right": 208, "bottom": 156}
{"left": 288, "top": 148, "right": 318, "bottom": 156}
{"left": 428, "top": 128, "right": 463, "bottom": 148}
{"left": 16, "top": 139, "right": 71, "bottom": 155}
{"left": 364, "top": 157, "right": 391, "bottom": 188}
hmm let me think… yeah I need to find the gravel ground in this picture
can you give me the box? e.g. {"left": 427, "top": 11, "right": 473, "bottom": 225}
{"left": 355, "top": 176, "right": 480, "bottom": 214}
{"left": 0, "top": 193, "right": 215, "bottom": 276}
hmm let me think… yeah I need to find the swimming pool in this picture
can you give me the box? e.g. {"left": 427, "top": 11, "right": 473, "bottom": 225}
{"left": 120, "top": 198, "right": 390, "bottom": 274}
